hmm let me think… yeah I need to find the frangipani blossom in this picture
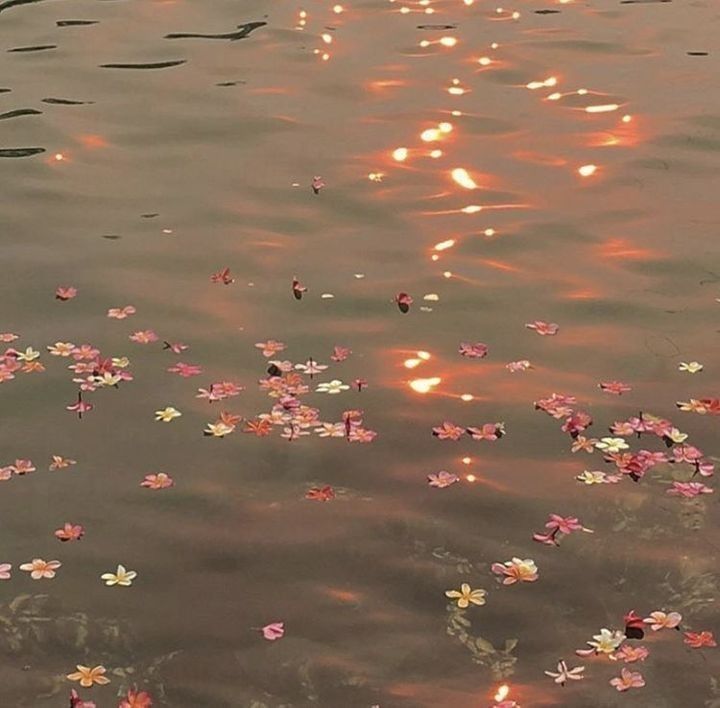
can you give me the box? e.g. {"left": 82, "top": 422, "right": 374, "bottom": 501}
{"left": 595, "top": 437, "right": 629, "bottom": 454}
{"left": 101, "top": 564, "right": 137, "bottom": 587}
{"left": 427, "top": 470, "right": 459, "bottom": 488}
{"left": 678, "top": 361, "right": 703, "bottom": 373}
{"left": 491, "top": 558, "right": 538, "bottom": 584}
{"left": 506, "top": 359, "right": 531, "bottom": 372}
{"left": 532, "top": 514, "right": 592, "bottom": 545}
{"left": 48, "top": 342, "right": 76, "bottom": 357}
{"left": 305, "top": 485, "right": 335, "bottom": 501}
{"left": 571, "top": 436, "right": 598, "bottom": 454}
{"left": 129, "top": 330, "right": 158, "bottom": 344}
{"left": 107, "top": 305, "right": 136, "bottom": 319}
{"left": 56, "top": 286, "right": 77, "bottom": 301}
{"left": 66, "top": 665, "right": 110, "bottom": 688}
{"left": 445, "top": 583, "right": 486, "bottom": 608}
{"left": 667, "top": 482, "right": 713, "bottom": 498}
{"left": 141, "top": 472, "right": 173, "bottom": 490}
{"left": 599, "top": 381, "right": 632, "bottom": 395}
{"left": 684, "top": 631, "right": 716, "bottom": 648}
{"left": 155, "top": 407, "right": 181, "bottom": 422}
{"left": 315, "top": 379, "right": 350, "bottom": 394}
{"left": 255, "top": 340, "right": 286, "bottom": 357}
{"left": 118, "top": 689, "right": 153, "bottom": 708}
{"left": 20, "top": 558, "right": 61, "bottom": 579}
{"left": 610, "top": 645, "right": 649, "bottom": 663}
{"left": 432, "top": 421, "right": 465, "bottom": 440}
{"left": 577, "top": 628, "right": 625, "bottom": 656}
{"left": 525, "top": 320, "right": 558, "bottom": 336}
{"left": 459, "top": 342, "right": 488, "bottom": 358}
{"left": 55, "top": 523, "right": 85, "bottom": 541}
{"left": 261, "top": 622, "right": 284, "bottom": 640}
{"left": 610, "top": 668, "right": 645, "bottom": 692}
{"left": 643, "top": 611, "right": 681, "bottom": 631}
{"left": 544, "top": 660, "right": 585, "bottom": 685}
{"left": 0, "top": 563, "right": 12, "bottom": 580}
{"left": 204, "top": 421, "right": 235, "bottom": 437}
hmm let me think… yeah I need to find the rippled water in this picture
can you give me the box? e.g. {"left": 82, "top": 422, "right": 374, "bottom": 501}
{"left": 1, "top": 0, "right": 719, "bottom": 706}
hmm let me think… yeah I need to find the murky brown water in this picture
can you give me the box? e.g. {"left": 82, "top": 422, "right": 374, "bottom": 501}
{"left": 1, "top": 0, "right": 719, "bottom": 706}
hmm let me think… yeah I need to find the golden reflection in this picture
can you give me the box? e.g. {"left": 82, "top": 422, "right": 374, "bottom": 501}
{"left": 450, "top": 167, "right": 478, "bottom": 189}
{"left": 409, "top": 377, "right": 441, "bottom": 393}
{"left": 495, "top": 685, "right": 510, "bottom": 702}
{"left": 585, "top": 103, "right": 619, "bottom": 113}
{"left": 392, "top": 147, "right": 409, "bottom": 162}
{"left": 577, "top": 164, "right": 597, "bottom": 177}
{"left": 434, "top": 238, "right": 456, "bottom": 251}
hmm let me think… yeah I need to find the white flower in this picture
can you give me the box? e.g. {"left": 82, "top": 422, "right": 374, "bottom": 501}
{"left": 594, "top": 437, "right": 629, "bottom": 454}
{"left": 544, "top": 660, "right": 585, "bottom": 685}
{"left": 155, "top": 406, "right": 182, "bottom": 422}
{"left": 588, "top": 628, "right": 624, "bottom": 654}
{"left": 295, "top": 360, "right": 329, "bottom": 376}
{"left": 314, "top": 423, "right": 346, "bottom": 438}
{"left": 315, "top": 379, "right": 350, "bottom": 394}
{"left": 576, "top": 470, "right": 619, "bottom": 485}
{"left": 101, "top": 564, "right": 137, "bottom": 586}
{"left": 678, "top": 361, "right": 703, "bottom": 373}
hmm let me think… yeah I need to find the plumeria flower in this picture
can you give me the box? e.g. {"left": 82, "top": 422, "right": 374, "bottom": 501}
{"left": 167, "top": 362, "right": 202, "bottom": 377}
{"left": 255, "top": 340, "right": 286, "bottom": 357}
{"left": 571, "top": 436, "right": 598, "bottom": 454}
{"left": 667, "top": 482, "right": 713, "bottom": 498}
{"left": 0, "top": 563, "right": 12, "bottom": 580}
{"left": 666, "top": 427, "right": 689, "bottom": 443}
{"left": 643, "top": 611, "right": 681, "bottom": 631}
{"left": 101, "top": 564, "right": 137, "bottom": 587}
{"left": 0, "top": 333, "right": 19, "bottom": 342}
{"left": 395, "top": 292, "right": 413, "bottom": 313}
{"left": 677, "top": 399, "right": 711, "bottom": 414}
{"left": 610, "top": 668, "right": 645, "bottom": 692}
{"left": 466, "top": 423, "right": 505, "bottom": 441}
{"left": 71, "top": 344, "right": 100, "bottom": 360}
{"left": 684, "top": 631, "right": 716, "bottom": 648}
{"left": 107, "top": 305, "right": 136, "bottom": 319}
{"left": 445, "top": 583, "right": 487, "bottom": 608}
{"left": 163, "top": 341, "right": 189, "bottom": 354}
{"left": 491, "top": 558, "right": 538, "bottom": 584}
{"left": 204, "top": 421, "right": 235, "bottom": 437}
{"left": 55, "top": 523, "right": 85, "bottom": 542}
{"left": 211, "top": 267, "right": 234, "bottom": 284}
{"left": 111, "top": 356, "right": 130, "bottom": 368}
{"left": 12, "top": 459, "right": 36, "bottom": 475}
{"left": 118, "top": 689, "right": 152, "bottom": 708}
{"left": 678, "top": 361, "right": 703, "bottom": 373}
{"left": 16, "top": 347, "right": 40, "bottom": 362}
{"left": 314, "top": 423, "right": 345, "bottom": 438}
{"left": 155, "top": 406, "right": 181, "bottom": 422}
{"left": 506, "top": 359, "right": 531, "bottom": 372}
{"left": 610, "top": 645, "right": 649, "bottom": 663}
{"left": 544, "top": 660, "right": 585, "bottom": 685}
{"left": 66, "top": 665, "right": 110, "bottom": 688}
{"left": 56, "top": 286, "right": 77, "bottom": 301}
{"left": 20, "top": 558, "right": 61, "bottom": 579}
{"left": 47, "top": 342, "right": 76, "bottom": 357}
{"left": 69, "top": 688, "right": 97, "bottom": 708}
{"left": 599, "top": 381, "right": 632, "bottom": 395}
{"left": 140, "top": 472, "right": 174, "bottom": 490}
{"left": 577, "top": 628, "right": 625, "bottom": 656}
{"left": 305, "top": 485, "right": 335, "bottom": 501}
{"left": 532, "top": 514, "right": 593, "bottom": 546}
{"left": 428, "top": 470, "right": 460, "bottom": 488}
{"left": 315, "top": 379, "right": 350, "bottom": 394}
{"left": 595, "top": 437, "right": 629, "bottom": 454}
{"left": 330, "top": 345, "right": 351, "bottom": 362}
{"left": 261, "top": 621, "right": 285, "bottom": 640}
{"left": 432, "top": 421, "right": 465, "bottom": 440}
{"left": 295, "top": 359, "right": 328, "bottom": 377}
{"left": 526, "top": 320, "right": 559, "bottom": 336}
{"left": 459, "top": 342, "right": 488, "bottom": 358}
{"left": 129, "top": 330, "right": 158, "bottom": 344}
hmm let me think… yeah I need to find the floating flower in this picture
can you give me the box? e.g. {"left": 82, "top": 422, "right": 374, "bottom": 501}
{"left": 12, "top": 459, "right": 35, "bottom": 475}
{"left": 118, "top": 688, "right": 153, "bottom": 708}
{"left": 678, "top": 361, "right": 703, "bottom": 373}
{"left": 544, "top": 660, "right": 585, "bottom": 685}
{"left": 204, "top": 421, "right": 235, "bottom": 437}
{"left": 47, "top": 342, "right": 76, "bottom": 357}
{"left": 599, "top": 381, "right": 632, "bottom": 395}
{"left": 305, "top": 485, "right": 335, "bottom": 501}
{"left": 491, "top": 558, "right": 538, "bottom": 585}
{"left": 56, "top": 286, "right": 77, "bottom": 301}
{"left": 66, "top": 665, "right": 110, "bottom": 688}
{"left": 129, "top": 330, "right": 158, "bottom": 344}
{"left": 295, "top": 359, "right": 328, "bottom": 377}
{"left": 427, "top": 470, "right": 460, "bottom": 488}
{"left": 533, "top": 514, "right": 592, "bottom": 545}
{"left": 611, "top": 645, "right": 649, "bottom": 663}
{"left": 140, "top": 472, "right": 174, "bottom": 490}
{"left": 466, "top": 423, "right": 505, "bottom": 441}
{"left": 571, "top": 436, "right": 598, "bottom": 454}
{"left": 155, "top": 407, "right": 181, "bottom": 422}
{"left": 20, "top": 558, "right": 61, "bottom": 579}
{"left": 261, "top": 622, "right": 285, "bottom": 640}
{"left": 595, "top": 437, "right": 629, "bottom": 454}
{"left": 610, "top": 668, "right": 645, "bottom": 692}
{"left": 211, "top": 267, "right": 234, "bottom": 285}
{"left": 445, "top": 583, "right": 487, "bottom": 608}
{"left": 577, "top": 628, "right": 625, "bottom": 656}
{"left": 255, "top": 340, "right": 286, "bottom": 357}
{"left": 525, "top": 321, "right": 558, "bottom": 336}
{"left": 167, "top": 362, "right": 202, "bottom": 377}
{"left": 49, "top": 455, "right": 76, "bottom": 470}
{"left": 107, "top": 305, "right": 136, "bottom": 319}
{"left": 506, "top": 359, "right": 531, "bottom": 372}
{"left": 69, "top": 688, "right": 96, "bottom": 708}
{"left": 432, "top": 421, "right": 465, "bottom": 440}
{"left": 684, "top": 631, "right": 716, "bottom": 648}
{"left": 667, "top": 482, "right": 713, "bottom": 498}
{"left": 330, "top": 346, "right": 351, "bottom": 362}
{"left": 16, "top": 347, "right": 40, "bottom": 362}
{"left": 643, "top": 611, "right": 681, "bottom": 631}
{"left": 459, "top": 342, "right": 488, "bottom": 358}
{"left": 0, "top": 563, "right": 11, "bottom": 580}
{"left": 101, "top": 564, "right": 137, "bottom": 587}
{"left": 315, "top": 379, "right": 350, "bottom": 394}
{"left": 395, "top": 292, "right": 413, "bottom": 313}
{"left": 55, "top": 523, "right": 85, "bottom": 542}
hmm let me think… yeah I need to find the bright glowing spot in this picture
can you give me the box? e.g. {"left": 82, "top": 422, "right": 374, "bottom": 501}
{"left": 417, "top": 351, "right": 431, "bottom": 360}
{"left": 333, "top": 4, "right": 344, "bottom": 12}
{"left": 54, "top": 153, "right": 65, "bottom": 161}
{"left": 409, "top": 377, "right": 441, "bottom": 393}
{"left": 578, "top": 164, "right": 597, "bottom": 177}
{"left": 434, "top": 239, "right": 456, "bottom": 251}
{"left": 321, "top": 52, "right": 330, "bottom": 61}
{"left": 491, "top": 42, "right": 499, "bottom": 49}
{"left": 526, "top": 81, "right": 543, "bottom": 90}
{"left": 622, "top": 114, "right": 632, "bottom": 123}
{"left": 464, "top": 0, "right": 474, "bottom": 4}
{"left": 451, "top": 110, "right": 462, "bottom": 116}
{"left": 461, "top": 205, "right": 482, "bottom": 213}
{"left": 443, "top": 271, "right": 452, "bottom": 278}
{"left": 421, "top": 128, "right": 441, "bottom": 142}
{"left": 368, "top": 172, "right": 384, "bottom": 182}
{"left": 462, "top": 457, "right": 472, "bottom": 464}
{"left": 400, "top": 6, "right": 410, "bottom": 13}
{"left": 545, "top": 76, "right": 558, "bottom": 86}
{"left": 425, "top": 7, "right": 434, "bottom": 12}
{"left": 495, "top": 685, "right": 510, "bottom": 702}
{"left": 438, "top": 122, "right": 452, "bottom": 133}
{"left": 451, "top": 167, "right": 478, "bottom": 189}
{"left": 299, "top": 10, "right": 307, "bottom": 18}
{"left": 466, "top": 474, "right": 477, "bottom": 482}
{"left": 448, "top": 87, "right": 465, "bottom": 95}
{"left": 512, "top": 10, "right": 520, "bottom": 18}
{"left": 440, "top": 36, "right": 457, "bottom": 47}
{"left": 460, "top": 393, "right": 474, "bottom": 401}
{"left": 431, "top": 254, "right": 440, "bottom": 261}
{"left": 321, "top": 33, "right": 333, "bottom": 43}
{"left": 392, "top": 147, "right": 408, "bottom": 162}
{"left": 419, "top": 40, "right": 430, "bottom": 47}
{"left": 585, "top": 104, "right": 619, "bottom": 114}
{"left": 404, "top": 358, "right": 422, "bottom": 369}
{"left": 577, "top": 88, "right": 588, "bottom": 95}
{"left": 430, "top": 149, "right": 443, "bottom": 158}
{"left": 484, "top": 228, "right": 495, "bottom": 236}
{"left": 478, "top": 56, "right": 492, "bottom": 66}
{"left": 547, "top": 92, "right": 562, "bottom": 101}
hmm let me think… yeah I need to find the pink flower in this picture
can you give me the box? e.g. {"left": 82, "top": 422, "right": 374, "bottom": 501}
{"left": 610, "top": 668, "right": 645, "bottom": 692}
{"left": 261, "top": 622, "right": 284, "bottom": 640}
{"left": 330, "top": 346, "right": 351, "bottom": 362}
{"left": 55, "top": 286, "right": 77, "bottom": 301}
{"left": 0, "top": 563, "right": 12, "bottom": 580}
{"left": 395, "top": 292, "right": 412, "bottom": 313}
{"left": 311, "top": 176, "right": 325, "bottom": 194}
{"left": 348, "top": 427, "right": 377, "bottom": 443}
{"left": 506, "top": 359, "right": 531, "bottom": 372}
{"left": 684, "top": 631, "right": 716, "bottom": 648}
{"left": 69, "top": 689, "right": 96, "bottom": 708}
{"left": 610, "top": 645, "right": 649, "bottom": 663}
{"left": 19, "top": 558, "right": 61, "bottom": 579}
{"left": 532, "top": 514, "right": 591, "bottom": 546}
{"left": 255, "top": 340, "right": 286, "bottom": 357}
{"left": 107, "top": 305, "right": 136, "bottom": 319}
{"left": 0, "top": 333, "right": 19, "bottom": 342}
{"left": 571, "top": 436, "right": 597, "bottom": 453}
{"left": 491, "top": 558, "right": 538, "bottom": 585}
{"left": 163, "top": 341, "right": 189, "bottom": 354}
{"left": 562, "top": 411, "right": 592, "bottom": 436}
{"left": 71, "top": 344, "right": 100, "bottom": 361}
{"left": 167, "top": 362, "right": 202, "bottom": 377}
{"left": 526, "top": 320, "right": 559, "bottom": 336}
{"left": 466, "top": 423, "right": 504, "bottom": 441}
{"left": 667, "top": 482, "right": 713, "bottom": 498}
{"left": 211, "top": 267, "right": 234, "bottom": 285}
{"left": 432, "top": 421, "right": 465, "bottom": 441}
{"left": 141, "top": 472, "right": 174, "bottom": 490}
{"left": 427, "top": 471, "right": 460, "bottom": 488}
{"left": 459, "top": 342, "right": 488, "bottom": 358}
{"left": 12, "top": 459, "right": 35, "bottom": 475}
{"left": 130, "top": 330, "right": 159, "bottom": 344}
{"left": 55, "top": 523, "right": 85, "bottom": 542}
{"left": 599, "top": 381, "right": 632, "bottom": 395}
{"left": 643, "top": 611, "right": 682, "bottom": 631}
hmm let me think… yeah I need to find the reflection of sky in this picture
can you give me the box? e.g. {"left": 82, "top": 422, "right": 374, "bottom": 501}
{"left": 0, "top": 0, "right": 718, "bottom": 704}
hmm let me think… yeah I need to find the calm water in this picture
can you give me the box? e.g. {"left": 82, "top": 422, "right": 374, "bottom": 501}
{"left": 1, "top": 0, "right": 719, "bottom": 706}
